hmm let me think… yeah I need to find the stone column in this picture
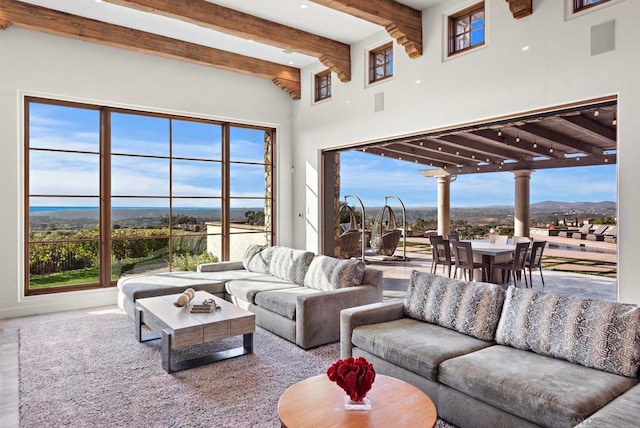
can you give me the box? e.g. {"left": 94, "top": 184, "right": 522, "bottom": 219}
{"left": 437, "top": 176, "right": 451, "bottom": 237}
{"left": 513, "top": 170, "right": 532, "bottom": 238}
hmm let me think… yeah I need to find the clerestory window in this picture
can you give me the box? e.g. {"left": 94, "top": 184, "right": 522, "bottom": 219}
{"left": 448, "top": 2, "right": 485, "bottom": 56}
{"left": 315, "top": 69, "right": 332, "bottom": 102}
{"left": 574, "top": 0, "right": 611, "bottom": 12}
{"left": 368, "top": 42, "right": 394, "bottom": 84}
{"left": 24, "top": 97, "right": 275, "bottom": 295}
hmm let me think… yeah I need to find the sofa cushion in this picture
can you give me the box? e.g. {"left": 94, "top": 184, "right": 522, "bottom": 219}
{"left": 575, "top": 383, "right": 640, "bottom": 427}
{"left": 242, "top": 245, "right": 274, "bottom": 274}
{"left": 225, "top": 274, "right": 299, "bottom": 304}
{"left": 351, "top": 318, "right": 494, "bottom": 381}
{"left": 303, "top": 255, "right": 366, "bottom": 291}
{"left": 117, "top": 271, "right": 244, "bottom": 301}
{"left": 404, "top": 271, "right": 505, "bottom": 341}
{"left": 268, "top": 247, "right": 315, "bottom": 285}
{"left": 496, "top": 286, "right": 640, "bottom": 377}
{"left": 438, "top": 345, "right": 639, "bottom": 427}
{"left": 254, "top": 287, "right": 318, "bottom": 320}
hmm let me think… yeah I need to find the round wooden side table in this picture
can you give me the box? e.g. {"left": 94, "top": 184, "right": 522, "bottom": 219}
{"left": 278, "top": 373, "right": 437, "bottom": 427}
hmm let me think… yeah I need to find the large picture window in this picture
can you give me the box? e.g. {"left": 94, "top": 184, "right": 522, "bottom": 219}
{"left": 25, "top": 97, "right": 275, "bottom": 295}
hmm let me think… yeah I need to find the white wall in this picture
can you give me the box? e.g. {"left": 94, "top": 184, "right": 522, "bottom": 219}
{"left": 292, "top": 0, "right": 640, "bottom": 303}
{"left": 0, "top": 29, "right": 294, "bottom": 318}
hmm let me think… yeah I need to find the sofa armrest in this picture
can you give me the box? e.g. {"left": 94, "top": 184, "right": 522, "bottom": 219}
{"left": 295, "top": 285, "right": 382, "bottom": 350}
{"left": 340, "top": 300, "right": 405, "bottom": 358}
{"left": 197, "top": 261, "right": 244, "bottom": 272}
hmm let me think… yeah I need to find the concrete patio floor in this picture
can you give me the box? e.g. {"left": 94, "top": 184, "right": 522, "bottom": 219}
{"left": 367, "top": 243, "right": 617, "bottom": 302}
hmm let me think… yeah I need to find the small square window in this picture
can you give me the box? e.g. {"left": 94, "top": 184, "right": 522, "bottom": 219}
{"left": 448, "top": 2, "right": 485, "bottom": 56}
{"left": 574, "top": 0, "right": 611, "bottom": 12}
{"left": 314, "top": 70, "right": 332, "bottom": 102}
{"left": 368, "top": 42, "right": 393, "bottom": 84}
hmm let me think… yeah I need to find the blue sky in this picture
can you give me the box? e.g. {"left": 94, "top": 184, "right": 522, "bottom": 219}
{"left": 340, "top": 151, "right": 616, "bottom": 208}
{"left": 29, "top": 102, "right": 268, "bottom": 208}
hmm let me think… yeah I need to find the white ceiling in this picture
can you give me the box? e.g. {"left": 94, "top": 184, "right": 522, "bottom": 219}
{"left": 17, "top": 0, "right": 444, "bottom": 68}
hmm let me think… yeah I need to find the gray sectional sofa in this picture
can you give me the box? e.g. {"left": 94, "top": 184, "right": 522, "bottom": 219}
{"left": 341, "top": 271, "right": 640, "bottom": 427}
{"left": 118, "top": 245, "right": 383, "bottom": 349}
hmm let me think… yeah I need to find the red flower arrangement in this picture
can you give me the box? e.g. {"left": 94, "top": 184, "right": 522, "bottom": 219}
{"left": 326, "top": 356, "right": 376, "bottom": 402}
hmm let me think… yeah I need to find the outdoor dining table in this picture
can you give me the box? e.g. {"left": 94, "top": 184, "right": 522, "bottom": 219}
{"left": 462, "top": 240, "right": 516, "bottom": 283}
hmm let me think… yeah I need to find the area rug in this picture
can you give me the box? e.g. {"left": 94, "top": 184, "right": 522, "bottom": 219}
{"left": 19, "top": 311, "right": 454, "bottom": 427}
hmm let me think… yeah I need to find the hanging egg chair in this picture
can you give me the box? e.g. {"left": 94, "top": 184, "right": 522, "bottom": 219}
{"left": 370, "top": 205, "right": 402, "bottom": 256}
{"left": 337, "top": 204, "right": 361, "bottom": 259}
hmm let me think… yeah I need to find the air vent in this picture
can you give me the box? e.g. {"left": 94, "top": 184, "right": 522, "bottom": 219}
{"left": 590, "top": 20, "right": 615, "bottom": 56}
{"left": 374, "top": 92, "right": 384, "bottom": 113}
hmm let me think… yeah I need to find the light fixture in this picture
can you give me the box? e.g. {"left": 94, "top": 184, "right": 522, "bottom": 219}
{"left": 398, "top": 156, "right": 402, "bottom": 160}
{"left": 497, "top": 130, "right": 502, "bottom": 137}
{"left": 299, "top": 2, "right": 309, "bottom": 9}
{"left": 456, "top": 151, "right": 460, "bottom": 155}
{"left": 612, "top": 114, "right": 617, "bottom": 126}
{"left": 594, "top": 110, "right": 600, "bottom": 117}
{"left": 533, "top": 142, "right": 538, "bottom": 149}
{"left": 486, "top": 158, "right": 490, "bottom": 162}
{"left": 472, "top": 155, "right": 476, "bottom": 159}
{"left": 381, "top": 153, "right": 385, "bottom": 157}
{"left": 438, "top": 146, "right": 442, "bottom": 151}
{"left": 549, "top": 148, "right": 554, "bottom": 153}
{"left": 605, "top": 157, "right": 609, "bottom": 163}
{"left": 515, "top": 135, "right": 521, "bottom": 143}
{"left": 419, "top": 142, "right": 424, "bottom": 146}
{"left": 288, "top": 61, "right": 294, "bottom": 65}
{"left": 415, "top": 159, "right": 418, "bottom": 163}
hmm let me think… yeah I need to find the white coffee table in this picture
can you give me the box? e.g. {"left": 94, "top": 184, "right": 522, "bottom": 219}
{"left": 135, "top": 290, "right": 255, "bottom": 373}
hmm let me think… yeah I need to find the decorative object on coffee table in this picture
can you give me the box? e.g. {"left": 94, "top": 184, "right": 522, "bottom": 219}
{"left": 190, "top": 298, "right": 220, "bottom": 313}
{"left": 278, "top": 374, "right": 437, "bottom": 428}
{"left": 327, "top": 356, "right": 375, "bottom": 410}
{"left": 174, "top": 288, "right": 196, "bottom": 307}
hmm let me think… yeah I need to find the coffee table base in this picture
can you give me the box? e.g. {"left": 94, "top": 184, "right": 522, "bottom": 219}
{"left": 135, "top": 307, "right": 253, "bottom": 373}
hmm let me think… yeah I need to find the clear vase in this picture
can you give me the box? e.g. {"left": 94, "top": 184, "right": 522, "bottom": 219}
{"left": 344, "top": 396, "right": 371, "bottom": 411}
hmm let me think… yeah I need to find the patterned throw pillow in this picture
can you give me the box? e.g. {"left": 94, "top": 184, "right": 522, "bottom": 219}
{"left": 242, "top": 245, "right": 273, "bottom": 273}
{"left": 404, "top": 271, "right": 505, "bottom": 342}
{"left": 268, "top": 247, "right": 315, "bottom": 285}
{"left": 496, "top": 286, "right": 640, "bottom": 377}
{"left": 303, "top": 255, "right": 366, "bottom": 291}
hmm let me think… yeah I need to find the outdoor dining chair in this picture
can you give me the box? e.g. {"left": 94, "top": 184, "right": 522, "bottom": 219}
{"left": 429, "top": 235, "right": 453, "bottom": 277}
{"left": 447, "top": 232, "right": 460, "bottom": 242}
{"left": 493, "top": 234, "right": 510, "bottom": 245}
{"left": 525, "top": 240, "right": 546, "bottom": 288}
{"left": 493, "top": 241, "right": 529, "bottom": 287}
{"left": 452, "top": 241, "right": 488, "bottom": 282}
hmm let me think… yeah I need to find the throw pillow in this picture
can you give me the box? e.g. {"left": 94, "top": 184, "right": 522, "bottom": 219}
{"left": 496, "top": 286, "right": 640, "bottom": 377}
{"left": 404, "top": 271, "right": 505, "bottom": 342}
{"left": 268, "top": 246, "right": 315, "bottom": 285}
{"left": 242, "top": 244, "right": 273, "bottom": 273}
{"left": 303, "top": 255, "right": 366, "bottom": 291}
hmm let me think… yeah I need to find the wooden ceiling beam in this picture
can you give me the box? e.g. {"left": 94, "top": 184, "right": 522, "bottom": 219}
{"left": 395, "top": 141, "right": 481, "bottom": 165}
{"left": 560, "top": 115, "right": 617, "bottom": 145}
{"left": 387, "top": 143, "right": 474, "bottom": 166}
{"left": 471, "top": 129, "right": 563, "bottom": 159}
{"left": 453, "top": 154, "right": 616, "bottom": 175}
{"left": 0, "top": 0, "right": 301, "bottom": 99}
{"left": 364, "top": 147, "right": 451, "bottom": 169}
{"left": 505, "top": 0, "right": 533, "bottom": 19}
{"left": 435, "top": 135, "right": 528, "bottom": 162}
{"left": 310, "top": 0, "right": 422, "bottom": 58}
{"left": 104, "top": 0, "right": 351, "bottom": 82}
{"left": 518, "top": 123, "right": 604, "bottom": 155}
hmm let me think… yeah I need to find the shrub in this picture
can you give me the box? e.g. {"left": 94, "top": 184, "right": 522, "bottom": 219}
{"left": 172, "top": 252, "right": 219, "bottom": 271}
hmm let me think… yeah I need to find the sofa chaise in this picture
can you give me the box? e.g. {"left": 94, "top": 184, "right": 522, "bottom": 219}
{"left": 118, "top": 245, "right": 383, "bottom": 349}
{"left": 341, "top": 271, "right": 640, "bottom": 427}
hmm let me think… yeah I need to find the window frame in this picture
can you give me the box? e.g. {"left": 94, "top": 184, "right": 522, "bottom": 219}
{"left": 368, "top": 42, "right": 394, "bottom": 84}
{"left": 574, "top": 0, "right": 611, "bottom": 12}
{"left": 314, "top": 69, "right": 332, "bottom": 102}
{"left": 448, "top": 2, "right": 485, "bottom": 57}
{"left": 24, "top": 96, "right": 276, "bottom": 296}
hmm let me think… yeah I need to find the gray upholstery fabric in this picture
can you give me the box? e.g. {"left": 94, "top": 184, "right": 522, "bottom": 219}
{"left": 224, "top": 275, "right": 298, "bottom": 304}
{"left": 404, "top": 271, "right": 505, "bottom": 341}
{"left": 242, "top": 245, "right": 274, "bottom": 273}
{"left": 253, "top": 287, "right": 316, "bottom": 320}
{"left": 438, "top": 345, "right": 639, "bottom": 427}
{"left": 268, "top": 246, "right": 315, "bottom": 284}
{"left": 352, "top": 318, "right": 494, "bottom": 381}
{"left": 340, "top": 300, "right": 406, "bottom": 358}
{"left": 303, "top": 255, "right": 365, "bottom": 291}
{"left": 576, "top": 384, "right": 640, "bottom": 427}
{"left": 496, "top": 286, "right": 640, "bottom": 377}
{"left": 118, "top": 272, "right": 234, "bottom": 300}
{"left": 197, "top": 261, "right": 244, "bottom": 272}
